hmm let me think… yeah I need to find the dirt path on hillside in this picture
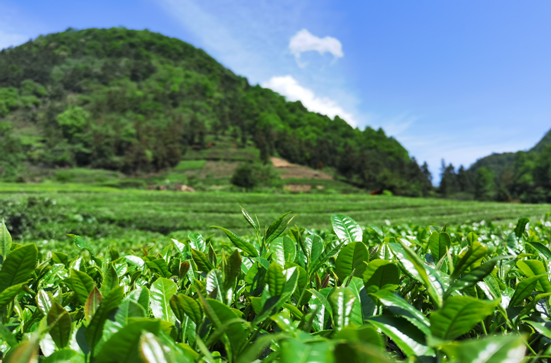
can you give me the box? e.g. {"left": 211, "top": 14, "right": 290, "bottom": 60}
{"left": 270, "top": 157, "right": 333, "bottom": 180}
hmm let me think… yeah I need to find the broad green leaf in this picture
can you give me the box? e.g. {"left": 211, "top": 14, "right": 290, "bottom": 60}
{"left": 115, "top": 300, "right": 146, "bottom": 326}
{"left": 241, "top": 207, "right": 258, "bottom": 232}
{"left": 69, "top": 269, "right": 96, "bottom": 305}
{"left": 267, "top": 261, "right": 286, "bottom": 296}
{"left": 191, "top": 249, "right": 214, "bottom": 273}
{"left": 269, "top": 237, "right": 286, "bottom": 267}
{"left": 146, "top": 258, "right": 170, "bottom": 278}
{"left": 334, "top": 341, "right": 393, "bottom": 363}
{"left": 206, "top": 298, "right": 246, "bottom": 357}
{"left": 0, "top": 282, "right": 27, "bottom": 309}
{"left": 451, "top": 241, "right": 493, "bottom": 280}
{"left": 430, "top": 296, "right": 498, "bottom": 340}
{"left": 47, "top": 302, "right": 72, "bottom": 348}
{"left": 514, "top": 217, "right": 529, "bottom": 239}
{"left": 170, "top": 294, "right": 202, "bottom": 325}
{"left": 332, "top": 214, "right": 362, "bottom": 242}
{"left": 309, "top": 235, "right": 324, "bottom": 266}
{"left": 212, "top": 227, "right": 258, "bottom": 257}
{"left": 371, "top": 290, "right": 430, "bottom": 336}
{"left": 441, "top": 334, "right": 525, "bottom": 363}
{"left": 310, "top": 240, "right": 342, "bottom": 273}
{"left": 101, "top": 264, "right": 119, "bottom": 295}
{"left": 444, "top": 257, "right": 505, "bottom": 298}
{"left": 280, "top": 338, "right": 333, "bottom": 363}
{"left": 346, "top": 277, "right": 366, "bottom": 327}
{"left": 68, "top": 234, "right": 95, "bottom": 257}
{"left": 189, "top": 232, "right": 206, "bottom": 252}
{"left": 206, "top": 269, "right": 224, "bottom": 299}
{"left": 42, "top": 349, "right": 82, "bottom": 363}
{"left": 5, "top": 336, "right": 39, "bottom": 363}
{"left": 526, "top": 320, "right": 551, "bottom": 339}
{"left": 0, "top": 243, "right": 37, "bottom": 293}
{"left": 85, "top": 286, "right": 125, "bottom": 356}
{"left": 84, "top": 287, "right": 103, "bottom": 324}
{"left": 128, "top": 287, "right": 150, "bottom": 314}
{"left": 290, "top": 264, "right": 310, "bottom": 305}
{"left": 0, "top": 323, "right": 17, "bottom": 347}
{"left": 428, "top": 231, "right": 450, "bottom": 262}
{"left": 139, "top": 332, "right": 173, "bottom": 363}
{"left": 390, "top": 241, "right": 442, "bottom": 307}
{"left": 329, "top": 287, "right": 356, "bottom": 331}
{"left": 150, "top": 277, "right": 178, "bottom": 323}
{"left": 282, "top": 236, "right": 297, "bottom": 263}
{"left": 509, "top": 273, "right": 551, "bottom": 307}
{"left": 527, "top": 242, "right": 551, "bottom": 259}
{"left": 36, "top": 290, "right": 54, "bottom": 315}
{"left": 335, "top": 242, "right": 368, "bottom": 281}
{"left": 333, "top": 325, "right": 384, "bottom": 349}
{"left": 0, "top": 219, "right": 12, "bottom": 260}
{"left": 368, "top": 316, "right": 434, "bottom": 357}
{"left": 95, "top": 318, "right": 162, "bottom": 363}
{"left": 265, "top": 211, "right": 294, "bottom": 245}
{"left": 516, "top": 260, "right": 551, "bottom": 292}
{"left": 362, "top": 259, "right": 400, "bottom": 293}
{"left": 223, "top": 249, "right": 242, "bottom": 293}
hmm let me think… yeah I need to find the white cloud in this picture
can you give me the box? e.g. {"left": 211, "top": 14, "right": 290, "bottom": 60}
{"left": 289, "top": 29, "right": 343, "bottom": 62}
{"left": 262, "top": 75, "right": 358, "bottom": 127}
{"left": 0, "top": 30, "right": 27, "bottom": 50}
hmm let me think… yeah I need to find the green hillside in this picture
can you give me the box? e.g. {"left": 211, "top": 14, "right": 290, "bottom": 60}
{"left": 456, "top": 128, "right": 551, "bottom": 203}
{"left": 0, "top": 27, "right": 431, "bottom": 196}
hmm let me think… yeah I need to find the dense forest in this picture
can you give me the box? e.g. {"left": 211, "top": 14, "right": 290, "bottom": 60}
{"left": 439, "top": 128, "right": 551, "bottom": 203}
{"left": 0, "top": 27, "right": 432, "bottom": 196}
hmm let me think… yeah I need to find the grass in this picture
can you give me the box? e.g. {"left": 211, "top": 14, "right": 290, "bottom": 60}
{"left": 173, "top": 160, "right": 207, "bottom": 171}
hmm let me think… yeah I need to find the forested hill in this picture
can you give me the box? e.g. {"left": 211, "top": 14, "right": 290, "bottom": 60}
{"left": 0, "top": 27, "right": 431, "bottom": 195}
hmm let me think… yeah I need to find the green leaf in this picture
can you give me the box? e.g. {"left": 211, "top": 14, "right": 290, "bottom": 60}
{"left": 206, "top": 269, "right": 224, "bottom": 299}
{"left": 516, "top": 260, "right": 551, "bottom": 292}
{"left": 36, "top": 289, "right": 54, "bottom": 315}
{"left": 282, "top": 236, "right": 297, "bottom": 263}
{"left": 335, "top": 242, "right": 368, "bottom": 281}
{"left": 332, "top": 214, "right": 362, "bottom": 242}
{"left": 101, "top": 264, "right": 119, "bottom": 295}
{"left": 223, "top": 249, "right": 242, "bottom": 293}
{"left": 267, "top": 261, "right": 286, "bottom": 297}
{"left": 265, "top": 211, "right": 293, "bottom": 245}
{"left": 441, "top": 334, "right": 526, "bottom": 363}
{"left": 84, "top": 287, "right": 103, "bottom": 324}
{"left": 526, "top": 320, "right": 551, "bottom": 339}
{"left": 0, "top": 282, "right": 27, "bottom": 309}
{"left": 67, "top": 234, "right": 95, "bottom": 257}
{"left": 212, "top": 226, "right": 258, "bottom": 257}
{"left": 509, "top": 273, "right": 550, "bottom": 307}
{"left": 290, "top": 264, "right": 311, "bottom": 305}
{"left": 514, "top": 217, "right": 529, "bottom": 239}
{"left": 95, "top": 318, "right": 162, "bottom": 363}
{"left": 0, "top": 323, "right": 17, "bottom": 347}
{"left": 5, "top": 336, "right": 39, "bottom": 363}
{"left": 42, "top": 349, "right": 82, "bottom": 363}
{"left": 69, "top": 269, "right": 96, "bottom": 305}
{"left": 115, "top": 300, "right": 146, "bottom": 326}
{"left": 451, "top": 241, "right": 492, "bottom": 280}
{"left": 334, "top": 341, "right": 393, "bottom": 363}
{"left": 308, "top": 235, "right": 324, "bottom": 266}
{"left": 146, "top": 258, "right": 170, "bottom": 278}
{"left": 368, "top": 315, "right": 434, "bottom": 357}
{"left": 371, "top": 289, "right": 430, "bottom": 336}
{"left": 150, "top": 277, "right": 178, "bottom": 323}
{"left": 0, "top": 219, "right": 12, "bottom": 261}
{"left": 47, "top": 302, "right": 72, "bottom": 348}
{"left": 139, "top": 332, "right": 173, "bottom": 363}
{"left": 428, "top": 231, "right": 450, "bottom": 262}
{"left": 191, "top": 248, "right": 214, "bottom": 273}
{"left": 269, "top": 237, "right": 286, "bottom": 267}
{"left": 206, "top": 298, "right": 246, "bottom": 357}
{"left": 363, "top": 259, "right": 400, "bottom": 294}
{"left": 309, "top": 240, "right": 342, "bottom": 273}
{"left": 280, "top": 338, "right": 333, "bottom": 363}
{"left": 189, "top": 232, "right": 206, "bottom": 252}
{"left": 0, "top": 243, "right": 37, "bottom": 293}
{"left": 430, "top": 296, "right": 498, "bottom": 340}
{"left": 390, "top": 241, "right": 442, "bottom": 307}
{"left": 241, "top": 207, "right": 258, "bottom": 232}
{"left": 329, "top": 287, "right": 356, "bottom": 331}
{"left": 170, "top": 294, "right": 202, "bottom": 325}
{"left": 85, "top": 286, "right": 125, "bottom": 356}
{"left": 445, "top": 257, "right": 505, "bottom": 299}
{"left": 527, "top": 242, "right": 551, "bottom": 259}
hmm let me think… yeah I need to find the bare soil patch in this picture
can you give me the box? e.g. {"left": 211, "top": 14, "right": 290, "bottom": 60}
{"left": 270, "top": 157, "right": 333, "bottom": 180}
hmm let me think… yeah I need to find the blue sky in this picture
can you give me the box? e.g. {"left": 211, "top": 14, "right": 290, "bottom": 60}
{"left": 2, "top": 0, "right": 551, "bottom": 181}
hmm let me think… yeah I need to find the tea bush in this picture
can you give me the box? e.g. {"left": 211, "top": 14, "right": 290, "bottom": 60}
{"left": 1, "top": 209, "right": 551, "bottom": 362}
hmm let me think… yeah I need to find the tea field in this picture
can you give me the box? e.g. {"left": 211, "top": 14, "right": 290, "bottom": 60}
{"left": 2, "top": 186, "right": 551, "bottom": 362}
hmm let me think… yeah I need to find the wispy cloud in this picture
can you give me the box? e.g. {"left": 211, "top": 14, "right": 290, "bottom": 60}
{"left": 289, "top": 29, "right": 343, "bottom": 67}
{"left": 366, "top": 113, "right": 418, "bottom": 137}
{"left": 262, "top": 75, "right": 358, "bottom": 127}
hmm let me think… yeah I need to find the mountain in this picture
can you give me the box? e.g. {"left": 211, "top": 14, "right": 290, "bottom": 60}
{"left": 531, "top": 128, "right": 551, "bottom": 153}
{"left": 0, "top": 27, "right": 431, "bottom": 195}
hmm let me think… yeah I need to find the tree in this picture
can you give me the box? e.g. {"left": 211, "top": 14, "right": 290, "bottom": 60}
{"left": 231, "top": 162, "right": 258, "bottom": 190}
{"left": 457, "top": 165, "right": 474, "bottom": 193}
{"left": 440, "top": 160, "right": 458, "bottom": 197}
{"left": 475, "top": 167, "right": 495, "bottom": 201}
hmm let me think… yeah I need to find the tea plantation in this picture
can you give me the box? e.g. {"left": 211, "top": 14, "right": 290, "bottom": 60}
{"left": 1, "top": 189, "right": 551, "bottom": 362}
